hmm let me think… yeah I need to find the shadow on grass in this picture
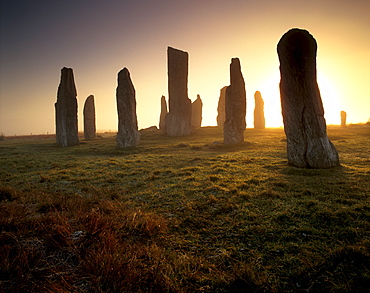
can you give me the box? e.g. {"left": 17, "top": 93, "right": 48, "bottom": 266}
{"left": 294, "top": 244, "right": 370, "bottom": 292}
{"left": 281, "top": 164, "right": 346, "bottom": 177}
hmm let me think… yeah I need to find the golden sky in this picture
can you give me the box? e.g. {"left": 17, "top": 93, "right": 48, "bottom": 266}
{"left": 0, "top": 0, "right": 369, "bottom": 135}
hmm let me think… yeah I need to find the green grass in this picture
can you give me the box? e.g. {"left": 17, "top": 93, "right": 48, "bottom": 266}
{"left": 1, "top": 125, "right": 369, "bottom": 292}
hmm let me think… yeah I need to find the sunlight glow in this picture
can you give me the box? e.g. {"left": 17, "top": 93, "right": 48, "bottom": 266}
{"left": 254, "top": 73, "right": 282, "bottom": 128}
{"left": 317, "top": 72, "right": 342, "bottom": 125}
{"left": 248, "top": 72, "right": 343, "bottom": 128}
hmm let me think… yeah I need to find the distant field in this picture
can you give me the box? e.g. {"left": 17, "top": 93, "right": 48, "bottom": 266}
{"left": 1, "top": 125, "right": 369, "bottom": 292}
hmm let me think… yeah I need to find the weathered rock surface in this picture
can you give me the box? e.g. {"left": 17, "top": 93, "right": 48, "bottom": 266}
{"left": 254, "top": 91, "right": 265, "bottom": 129}
{"left": 340, "top": 111, "right": 347, "bottom": 127}
{"left": 116, "top": 68, "right": 140, "bottom": 148}
{"left": 159, "top": 95, "right": 167, "bottom": 130}
{"left": 277, "top": 28, "right": 340, "bottom": 168}
{"left": 83, "top": 95, "right": 96, "bottom": 140}
{"left": 55, "top": 67, "right": 79, "bottom": 147}
{"left": 191, "top": 94, "right": 203, "bottom": 129}
{"left": 217, "top": 86, "right": 227, "bottom": 127}
{"left": 224, "top": 58, "right": 246, "bottom": 144}
{"left": 165, "top": 47, "right": 192, "bottom": 136}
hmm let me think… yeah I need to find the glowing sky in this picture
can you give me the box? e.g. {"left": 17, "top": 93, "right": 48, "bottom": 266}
{"left": 1, "top": 0, "right": 369, "bottom": 135}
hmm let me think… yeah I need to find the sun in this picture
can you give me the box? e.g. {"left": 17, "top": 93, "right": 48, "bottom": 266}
{"left": 317, "top": 72, "right": 341, "bottom": 125}
{"left": 252, "top": 72, "right": 342, "bottom": 128}
{"left": 254, "top": 73, "right": 283, "bottom": 128}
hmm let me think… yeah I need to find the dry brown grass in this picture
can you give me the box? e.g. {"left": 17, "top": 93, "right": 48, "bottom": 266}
{"left": 0, "top": 190, "right": 174, "bottom": 292}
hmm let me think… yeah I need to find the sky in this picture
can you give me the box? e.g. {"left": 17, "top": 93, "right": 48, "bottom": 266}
{"left": 1, "top": 0, "right": 369, "bottom": 135}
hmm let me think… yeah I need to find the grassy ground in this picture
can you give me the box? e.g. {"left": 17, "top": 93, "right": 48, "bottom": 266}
{"left": 0, "top": 125, "right": 369, "bottom": 292}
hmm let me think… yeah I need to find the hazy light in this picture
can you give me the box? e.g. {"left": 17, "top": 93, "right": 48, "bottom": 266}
{"left": 1, "top": 1, "right": 369, "bottom": 135}
{"left": 317, "top": 73, "right": 341, "bottom": 125}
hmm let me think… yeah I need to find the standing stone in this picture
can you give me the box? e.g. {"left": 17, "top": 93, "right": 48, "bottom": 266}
{"left": 191, "top": 94, "right": 203, "bottom": 129}
{"left": 55, "top": 67, "right": 79, "bottom": 147}
{"left": 277, "top": 28, "right": 340, "bottom": 168}
{"left": 165, "top": 47, "right": 192, "bottom": 136}
{"left": 217, "top": 86, "right": 227, "bottom": 127}
{"left": 254, "top": 91, "right": 265, "bottom": 129}
{"left": 340, "top": 111, "right": 347, "bottom": 127}
{"left": 224, "top": 58, "right": 246, "bottom": 144}
{"left": 116, "top": 68, "right": 140, "bottom": 148}
{"left": 159, "top": 95, "right": 167, "bottom": 130}
{"left": 83, "top": 95, "right": 96, "bottom": 140}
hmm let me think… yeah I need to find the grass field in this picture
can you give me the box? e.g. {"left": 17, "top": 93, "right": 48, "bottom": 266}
{"left": 1, "top": 125, "right": 369, "bottom": 292}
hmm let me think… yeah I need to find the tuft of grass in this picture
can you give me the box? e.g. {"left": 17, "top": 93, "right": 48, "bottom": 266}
{"left": 0, "top": 186, "right": 18, "bottom": 202}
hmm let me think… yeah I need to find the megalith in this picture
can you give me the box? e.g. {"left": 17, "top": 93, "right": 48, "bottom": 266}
{"left": 277, "top": 28, "right": 340, "bottom": 168}
{"left": 116, "top": 68, "right": 140, "bottom": 148}
{"left": 159, "top": 95, "right": 167, "bottom": 130}
{"left": 340, "top": 111, "right": 347, "bottom": 127}
{"left": 165, "top": 47, "right": 192, "bottom": 136}
{"left": 254, "top": 91, "right": 265, "bottom": 129}
{"left": 83, "top": 95, "right": 96, "bottom": 140}
{"left": 191, "top": 94, "right": 203, "bottom": 129}
{"left": 224, "top": 58, "right": 246, "bottom": 144}
{"left": 217, "top": 86, "right": 227, "bottom": 127}
{"left": 55, "top": 67, "right": 79, "bottom": 147}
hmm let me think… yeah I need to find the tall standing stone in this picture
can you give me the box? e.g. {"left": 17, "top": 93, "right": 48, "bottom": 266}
{"left": 83, "top": 95, "right": 96, "bottom": 140}
{"left": 217, "top": 86, "right": 227, "bottom": 127}
{"left": 55, "top": 67, "right": 79, "bottom": 147}
{"left": 254, "top": 91, "right": 265, "bottom": 129}
{"left": 116, "top": 68, "right": 140, "bottom": 148}
{"left": 191, "top": 94, "right": 203, "bottom": 129}
{"left": 224, "top": 58, "right": 246, "bottom": 144}
{"left": 340, "top": 111, "right": 347, "bottom": 127}
{"left": 165, "top": 47, "right": 192, "bottom": 136}
{"left": 159, "top": 95, "right": 167, "bottom": 130}
{"left": 277, "top": 28, "right": 340, "bottom": 168}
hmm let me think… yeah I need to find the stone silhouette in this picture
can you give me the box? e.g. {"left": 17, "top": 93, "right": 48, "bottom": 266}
{"left": 340, "top": 111, "right": 347, "bottom": 127}
{"left": 277, "top": 28, "right": 340, "bottom": 168}
{"left": 254, "top": 91, "right": 265, "bottom": 129}
{"left": 165, "top": 47, "right": 192, "bottom": 136}
{"left": 191, "top": 94, "right": 203, "bottom": 129}
{"left": 55, "top": 67, "right": 79, "bottom": 147}
{"left": 217, "top": 86, "right": 227, "bottom": 127}
{"left": 116, "top": 68, "right": 140, "bottom": 148}
{"left": 83, "top": 95, "right": 96, "bottom": 140}
{"left": 224, "top": 58, "right": 246, "bottom": 144}
{"left": 159, "top": 95, "right": 167, "bottom": 130}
